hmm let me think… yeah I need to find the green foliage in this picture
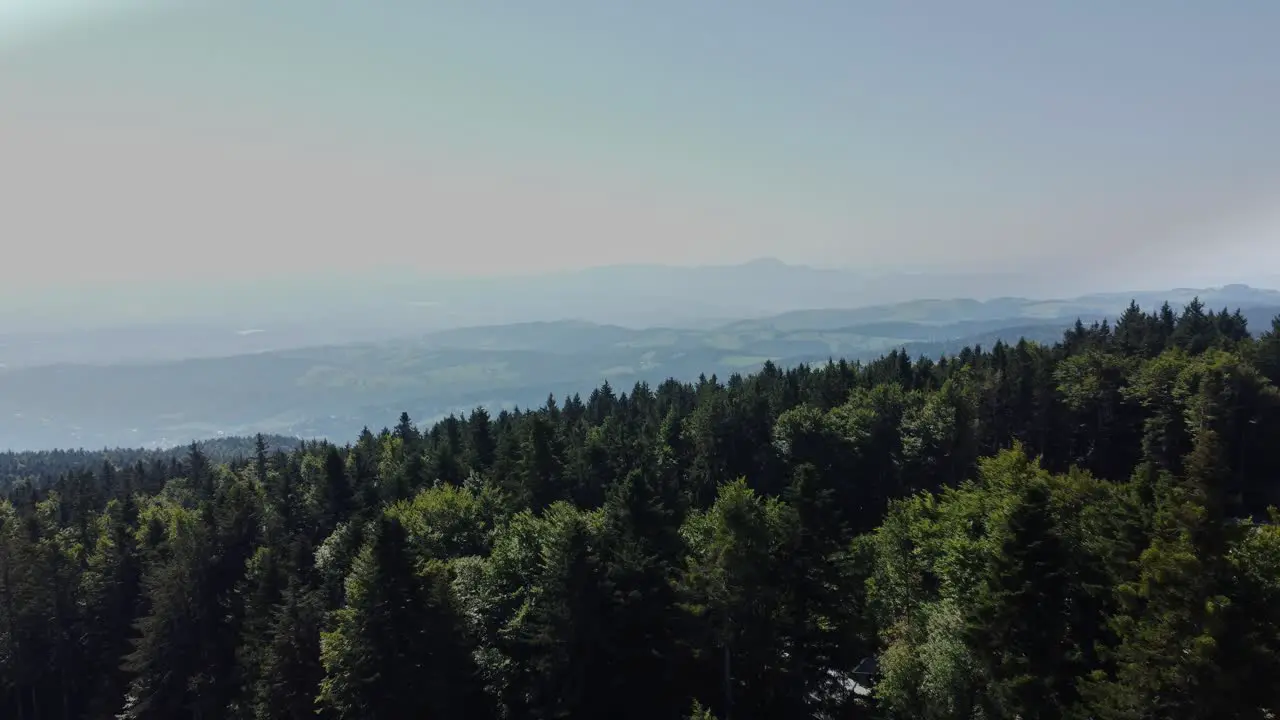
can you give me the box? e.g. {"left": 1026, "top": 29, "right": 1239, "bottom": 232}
{"left": 0, "top": 301, "right": 1278, "bottom": 719}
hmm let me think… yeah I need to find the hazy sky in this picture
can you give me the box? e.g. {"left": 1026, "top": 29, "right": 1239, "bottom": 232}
{"left": 2, "top": 0, "right": 1279, "bottom": 292}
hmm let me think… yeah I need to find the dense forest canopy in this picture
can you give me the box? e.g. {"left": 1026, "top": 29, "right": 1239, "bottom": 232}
{"left": 2, "top": 298, "right": 1280, "bottom": 719}
{"left": 0, "top": 436, "right": 305, "bottom": 492}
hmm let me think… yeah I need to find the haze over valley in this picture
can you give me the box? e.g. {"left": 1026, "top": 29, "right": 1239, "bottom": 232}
{"left": 4, "top": 264, "right": 1278, "bottom": 450}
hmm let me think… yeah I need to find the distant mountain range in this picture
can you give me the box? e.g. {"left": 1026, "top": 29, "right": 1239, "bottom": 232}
{"left": 3, "top": 282, "right": 1278, "bottom": 451}
{"left": 7, "top": 259, "right": 1280, "bottom": 366}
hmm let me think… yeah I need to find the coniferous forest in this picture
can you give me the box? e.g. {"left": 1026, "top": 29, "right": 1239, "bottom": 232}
{"left": 3, "top": 298, "right": 1280, "bottom": 719}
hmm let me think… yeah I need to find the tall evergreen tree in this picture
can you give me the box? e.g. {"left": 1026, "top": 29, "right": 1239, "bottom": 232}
{"left": 318, "top": 516, "right": 486, "bottom": 719}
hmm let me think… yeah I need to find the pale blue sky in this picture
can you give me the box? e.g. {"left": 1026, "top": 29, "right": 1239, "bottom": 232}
{"left": 2, "top": 0, "right": 1278, "bottom": 292}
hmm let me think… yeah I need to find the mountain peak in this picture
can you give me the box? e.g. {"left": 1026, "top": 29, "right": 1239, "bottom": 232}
{"left": 742, "top": 257, "right": 790, "bottom": 268}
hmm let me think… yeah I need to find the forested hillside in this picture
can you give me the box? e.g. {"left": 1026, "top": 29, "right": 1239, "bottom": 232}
{"left": 2, "top": 299, "right": 1280, "bottom": 719}
{"left": 0, "top": 435, "right": 304, "bottom": 492}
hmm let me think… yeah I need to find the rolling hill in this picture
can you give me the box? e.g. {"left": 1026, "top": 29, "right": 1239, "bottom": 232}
{"left": 2, "top": 289, "right": 1277, "bottom": 450}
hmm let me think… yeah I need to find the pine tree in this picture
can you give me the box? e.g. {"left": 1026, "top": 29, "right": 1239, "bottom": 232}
{"left": 1256, "top": 315, "right": 1280, "bottom": 385}
{"left": 79, "top": 498, "right": 142, "bottom": 717}
{"left": 318, "top": 444, "right": 353, "bottom": 535}
{"left": 967, "top": 480, "right": 1076, "bottom": 719}
{"left": 1082, "top": 426, "right": 1239, "bottom": 719}
{"left": 509, "top": 504, "right": 609, "bottom": 718}
{"left": 465, "top": 406, "right": 497, "bottom": 476}
{"left": 318, "top": 516, "right": 486, "bottom": 718}
{"left": 120, "top": 508, "right": 226, "bottom": 719}
{"left": 594, "top": 467, "right": 688, "bottom": 718}
{"left": 252, "top": 581, "right": 326, "bottom": 720}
